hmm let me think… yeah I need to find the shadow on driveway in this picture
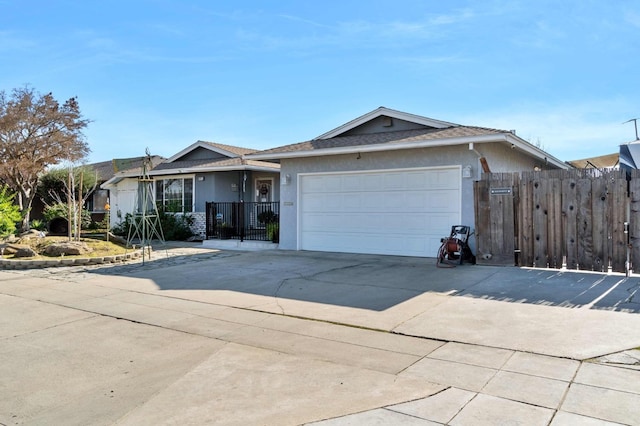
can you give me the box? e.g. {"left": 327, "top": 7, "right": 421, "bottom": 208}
{"left": 85, "top": 250, "right": 640, "bottom": 314}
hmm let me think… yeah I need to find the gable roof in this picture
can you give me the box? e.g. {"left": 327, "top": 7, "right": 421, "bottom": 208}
{"left": 100, "top": 142, "right": 278, "bottom": 189}
{"left": 247, "top": 107, "right": 567, "bottom": 169}
{"left": 166, "top": 140, "right": 257, "bottom": 162}
{"left": 315, "top": 106, "right": 458, "bottom": 139}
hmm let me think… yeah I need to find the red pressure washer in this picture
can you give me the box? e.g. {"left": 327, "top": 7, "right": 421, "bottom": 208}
{"left": 436, "top": 225, "right": 476, "bottom": 268}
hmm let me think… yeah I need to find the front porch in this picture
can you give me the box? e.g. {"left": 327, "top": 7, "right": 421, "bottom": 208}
{"left": 205, "top": 201, "right": 280, "bottom": 243}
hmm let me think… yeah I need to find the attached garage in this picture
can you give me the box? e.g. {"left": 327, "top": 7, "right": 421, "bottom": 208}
{"left": 246, "top": 107, "right": 568, "bottom": 258}
{"left": 299, "top": 167, "right": 461, "bottom": 257}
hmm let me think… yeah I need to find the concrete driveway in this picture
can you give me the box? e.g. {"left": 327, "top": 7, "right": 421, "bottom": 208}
{"left": 79, "top": 248, "right": 640, "bottom": 359}
{"left": 1, "top": 245, "right": 639, "bottom": 425}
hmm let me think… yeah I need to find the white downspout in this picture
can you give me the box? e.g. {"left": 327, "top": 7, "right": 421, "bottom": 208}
{"left": 469, "top": 142, "right": 483, "bottom": 179}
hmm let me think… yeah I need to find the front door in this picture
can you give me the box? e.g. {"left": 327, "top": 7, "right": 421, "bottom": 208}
{"left": 255, "top": 178, "right": 273, "bottom": 203}
{"left": 255, "top": 178, "right": 274, "bottom": 228}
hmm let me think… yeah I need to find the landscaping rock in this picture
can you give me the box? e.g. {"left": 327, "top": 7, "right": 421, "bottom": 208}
{"left": 13, "top": 246, "right": 38, "bottom": 258}
{"left": 44, "top": 241, "right": 93, "bottom": 257}
{"left": 1, "top": 243, "right": 27, "bottom": 255}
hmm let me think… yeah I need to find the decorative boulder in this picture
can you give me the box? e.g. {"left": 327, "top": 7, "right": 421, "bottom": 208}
{"left": 44, "top": 242, "right": 93, "bottom": 257}
{"left": 13, "top": 246, "right": 38, "bottom": 258}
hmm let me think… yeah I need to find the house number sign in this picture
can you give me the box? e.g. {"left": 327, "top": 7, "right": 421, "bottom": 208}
{"left": 490, "top": 187, "right": 512, "bottom": 195}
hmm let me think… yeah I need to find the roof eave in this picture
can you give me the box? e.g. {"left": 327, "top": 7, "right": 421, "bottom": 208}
{"left": 506, "top": 134, "right": 567, "bottom": 169}
{"left": 247, "top": 134, "right": 508, "bottom": 160}
{"left": 247, "top": 133, "right": 568, "bottom": 169}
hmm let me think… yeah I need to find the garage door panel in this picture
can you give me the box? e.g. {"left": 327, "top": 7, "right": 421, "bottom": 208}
{"left": 303, "top": 232, "right": 430, "bottom": 257}
{"left": 300, "top": 168, "right": 461, "bottom": 257}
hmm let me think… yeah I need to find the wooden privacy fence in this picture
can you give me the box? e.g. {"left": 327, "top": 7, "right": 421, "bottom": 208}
{"left": 474, "top": 169, "right": 640, "bottom": 273}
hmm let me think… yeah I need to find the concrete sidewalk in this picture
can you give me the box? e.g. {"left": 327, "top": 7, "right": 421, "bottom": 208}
{"left": 1, "top": 246, "right": 639, "bottom": 424}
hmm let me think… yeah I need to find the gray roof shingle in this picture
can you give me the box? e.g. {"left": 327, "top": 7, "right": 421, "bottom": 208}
{"left": 256, "top": 126, "right": 509, "bottom": 156}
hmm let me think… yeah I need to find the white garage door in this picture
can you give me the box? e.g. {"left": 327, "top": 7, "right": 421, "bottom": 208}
{"left": 299, "top": 167, "right": 461, "bottom": 257}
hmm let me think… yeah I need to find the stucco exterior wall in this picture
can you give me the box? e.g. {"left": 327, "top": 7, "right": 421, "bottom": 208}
{"left": 278, "top": 142, "right": 550, "bottom": 251}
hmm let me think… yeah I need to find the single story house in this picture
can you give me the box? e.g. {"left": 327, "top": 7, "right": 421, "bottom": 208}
{"left": 101, "top": 141, "right": 280, "bottom": 239}
{"left": 247, "top": 107, "right": 568, "bottom": 258}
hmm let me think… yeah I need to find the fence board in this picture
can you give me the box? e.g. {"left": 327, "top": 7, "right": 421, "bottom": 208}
{"left": 575, "top": 178, "right": 593, "bottom": 270}
{"left": 610, "top": 172, "right": 627, "bottom": 272}
{"left": 474, "top": 178, "right": 491, "bottom": 264}
{"left": 532, "top": 175, "right": 548, "bottom": 267}
{"left": 547, "top": 177, "right": 563, "bottom": 268}
{"left": 518, "top": 175, "right": 534, "bottom": 266}
{"left": 591, "top": 176, "right": 607, "bottom": 271}
{"left": 562, "top": 177, "right": 578, "bottom": 269}
{"left": 630, "top": 171, "right": 640, "bottom": 272}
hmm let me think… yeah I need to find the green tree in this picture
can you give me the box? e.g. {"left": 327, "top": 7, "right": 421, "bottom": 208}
{"left": 0, "top": 185, "right": 22, "bottom": 237}
{"left": 0, "top": 86, "right": 90, "bottom": 232}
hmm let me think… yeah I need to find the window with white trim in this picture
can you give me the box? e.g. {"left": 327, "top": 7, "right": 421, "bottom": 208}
{"left": 155, "top": 177, "right": 194, "bottom": 213}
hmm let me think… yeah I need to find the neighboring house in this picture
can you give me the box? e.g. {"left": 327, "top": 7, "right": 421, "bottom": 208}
{"left": 567, "top": 153, "right": 619, "bottom": 170}
{"left": 247, "top": 107, "right": 568, "bottom": 258}
{"left": 29, "top": 156, "right": 162, "bottom": 230}
{"left": 101, "top": 141, "right": 280, "bottom": 239}
{"left": 85, "top": 156, "right": 165, "bottom": 224}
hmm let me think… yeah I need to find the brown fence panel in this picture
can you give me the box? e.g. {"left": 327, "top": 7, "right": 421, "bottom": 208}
{"left": 630, "top": 170, "right": 640, "bottom": 271}
{"left": 475, "top": 169, "right": 633, "bottom": 273}
{"left": 610, "top": 171, "right": 628, "bottom": 272}
{"left": 473, "top": 173, "right": 518, "bottom": 266}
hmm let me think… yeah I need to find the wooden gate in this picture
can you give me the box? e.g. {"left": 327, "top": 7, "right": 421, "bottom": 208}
{"left": 474, "top": 169, "right": 640, "bottom": 273}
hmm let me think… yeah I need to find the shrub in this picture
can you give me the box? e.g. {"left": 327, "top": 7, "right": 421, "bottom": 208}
{"left": 43, "top": 202, "right": 91, "bottom": 229}
{"left": 111, "top": 210, "right": 194, "bottom": 241}
{"left": 159, "top": 210, "right": 194, "bottom": 241}
{"left": 0, "top": 186, "right": 21, "bottom": 237}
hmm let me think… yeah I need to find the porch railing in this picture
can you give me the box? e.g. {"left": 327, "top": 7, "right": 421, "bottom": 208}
{"left": 205, "top": 201, "right": 279, "bottom": 242}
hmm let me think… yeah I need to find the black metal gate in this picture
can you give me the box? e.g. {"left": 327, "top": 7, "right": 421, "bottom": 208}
{"left": 205, "top": 201, "right": 279, "bottom": 242}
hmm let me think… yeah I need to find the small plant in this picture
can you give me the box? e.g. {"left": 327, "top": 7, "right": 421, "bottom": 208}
{"left": 111, "top": 213, "right": 133, "bottom": 237}
{"left": 266, "top": 222, "right": 279, "bottom": 243}
{"left": 29, "top": 219, "right": 46, "bottom": 231}
{"left": 257, "top": 210, "right": 278, "bottom": 225}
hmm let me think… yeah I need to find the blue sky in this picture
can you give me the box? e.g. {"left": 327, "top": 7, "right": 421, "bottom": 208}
{"left": 2, "top": 0, "right": 639, "bottom": 164}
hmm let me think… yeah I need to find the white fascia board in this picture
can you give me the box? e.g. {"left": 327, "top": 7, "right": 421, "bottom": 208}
{"left": 248, "top": 134, "right": 507, "bottom": 160}
{"left": 506, "top": 134, "right": 567, "bottom": 169}
{"left": 315, "top": 107, "right": 459, "bottom": 140}
{"left": 248, "top": 133, "right": 568, "bottom": 169}
{"left": 101, "top": 172, "right": 138, "bottom": 188}
{"left": 166, "top": 141, "right": 239, "bottom": 163}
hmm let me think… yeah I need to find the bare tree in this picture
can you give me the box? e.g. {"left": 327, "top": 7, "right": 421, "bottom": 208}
{"left": 41, "top": 166, "right": 98, "bottom": 241}
{"left": 0, "top": 86, "right": 90, "bottom": 231}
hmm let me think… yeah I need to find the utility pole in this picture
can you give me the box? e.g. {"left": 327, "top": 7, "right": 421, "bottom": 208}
{"left": 623, "top": 118, "right": 639, "bottom": 140}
